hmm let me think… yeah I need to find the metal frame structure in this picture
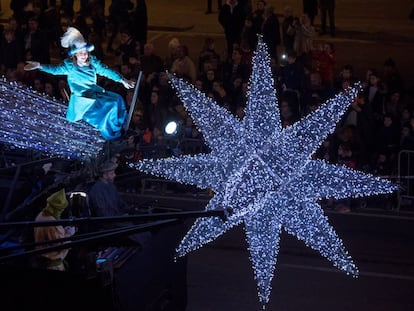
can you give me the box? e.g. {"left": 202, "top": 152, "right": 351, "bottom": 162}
{"left": 397, "top": 149, "right": 414, "bottom": 210}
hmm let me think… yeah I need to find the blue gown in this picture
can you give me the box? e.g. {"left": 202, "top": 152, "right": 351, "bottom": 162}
{"left": 41, "top": 55, "right": 127, "bottom": 140}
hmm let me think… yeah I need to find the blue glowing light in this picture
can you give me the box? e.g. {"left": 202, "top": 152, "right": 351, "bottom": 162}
{"left": 129, "top": 38, "right": 397, "bottom": 306}
{"left": 0, "top": 78, "right": 104, "bottom": 159}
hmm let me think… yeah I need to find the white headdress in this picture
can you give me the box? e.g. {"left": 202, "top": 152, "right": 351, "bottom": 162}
{"left": 60, "top": 27, "right": 94, "bottom": 57}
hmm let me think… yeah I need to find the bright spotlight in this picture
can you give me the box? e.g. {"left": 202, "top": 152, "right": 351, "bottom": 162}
{"left": 165, "top": 121, "right": 178, "bottom": 135}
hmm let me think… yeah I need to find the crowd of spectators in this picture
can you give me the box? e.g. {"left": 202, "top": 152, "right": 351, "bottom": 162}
{"left": 1, "top": 1, "right": 413, "bottom": 211}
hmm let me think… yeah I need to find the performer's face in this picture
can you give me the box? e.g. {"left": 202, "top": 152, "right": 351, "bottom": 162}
{"left": 75, "top": 50, "right": 89, "bottom": 65}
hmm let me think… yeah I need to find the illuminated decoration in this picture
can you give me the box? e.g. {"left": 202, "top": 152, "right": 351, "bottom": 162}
{"left": 130, "top": 37, "right": 397, "bottom": 306}
{"left": 0, "top": 78, "right": 104, "bottom": 159}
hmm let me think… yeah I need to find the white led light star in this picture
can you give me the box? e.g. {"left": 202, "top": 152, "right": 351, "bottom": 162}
{"left": 130, "top": 38, "right": 397, "bottom": 307}
{"left": 0, "top": 78, "right": 104, "bottom": 159}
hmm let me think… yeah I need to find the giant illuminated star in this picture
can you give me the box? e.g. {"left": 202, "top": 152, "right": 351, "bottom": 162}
{"left": 130, "top": 38, "right": 397, "bottom": 306}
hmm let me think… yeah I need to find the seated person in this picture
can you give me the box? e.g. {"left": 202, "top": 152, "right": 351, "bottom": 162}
{"left": 34, "top": 189, "right": 76, "bottom": 271}
{"left": 88, "top": 161, "right": 130, "bottom": 221}
{"left": 88, "top": 161, "right": 151, "bottom": 246}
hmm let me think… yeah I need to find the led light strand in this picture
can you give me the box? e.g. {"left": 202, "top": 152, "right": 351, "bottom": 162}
{"left": 0, "top": 78, "right": 104, "bottom": 159}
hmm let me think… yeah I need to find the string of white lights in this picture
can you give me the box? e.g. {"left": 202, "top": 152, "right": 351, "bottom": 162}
{"left": 0, "top": 78, "right": 104, "bottom": 159}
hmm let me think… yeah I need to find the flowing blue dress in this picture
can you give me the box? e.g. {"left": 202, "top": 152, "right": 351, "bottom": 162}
{"left": 41, "top": 55, "right": 127, "bottom": 140}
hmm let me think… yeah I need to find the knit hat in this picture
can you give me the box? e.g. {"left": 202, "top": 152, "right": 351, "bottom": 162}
{"left": 99, "top": 161, "right": 118, "bottom": 174}
{"left": 61, "top": 27, "right": 94, "bottom": 57}
{"left": 43, "top": 188, "right": 68, "bottom": 219}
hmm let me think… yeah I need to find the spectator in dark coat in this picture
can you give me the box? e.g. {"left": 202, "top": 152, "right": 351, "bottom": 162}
{"left": 221, "top": 47, "right": 250, "bottom": 91}
{"left": 261, "top": 6, "right": 281, "bottom": 59}
{"left": 130, "top": 0, "right": 148, "bottom": 55}
{"left": 140, "top": 43, "right": 165, "bottom": 76}
{"left": 118, "top": 29, "right": 138, "bottom": 65}
{"left": 107, "top": 0, "right": 133, "bottom": 52}
{"left": 24, "top": 16, "right": 50, "bottom": 64}
{"left": 218, "top": 0, "right": 246, "bottom": 60}
{"left": 318, "top": 0, "right": 336, "bottom": 36}
{"left": 251, "top": 0, "right": 266, "bottom": 35}
{"left": 10, "top": 0, "right": 29, "bottom": 25}
{"left": 281, "top": 6, "right": 295, "bottom": 52}
{"left": 1, "top": 27, "right": 24, "bottom": 71}
{"left": 302, "top": 0, "right": 318, "bottom": 25}
{"left": 280, "top": 50, "right": 306, "bottom": 113}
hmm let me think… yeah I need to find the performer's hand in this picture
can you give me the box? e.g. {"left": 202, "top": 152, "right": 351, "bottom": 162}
{"left": 64, "top": 226, "right": 76, "bottom": 236}
{"left": 121, "top": 79, "right": 135, "bottom": 89}
{"left": 24, "top": 61, "right": 41, "bottom": 71}
{"left": 42, "top": 162, "right": 53, "bottom": 174}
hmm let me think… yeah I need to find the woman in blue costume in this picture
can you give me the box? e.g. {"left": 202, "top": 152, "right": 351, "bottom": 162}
{"left": 24, "top": 27, "right": 135, "bottom": 140}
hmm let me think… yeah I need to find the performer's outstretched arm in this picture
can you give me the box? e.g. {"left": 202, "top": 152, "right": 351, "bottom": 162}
{"left": 24, "top": 60, "right": 70, "bottom": 76}
{"left": 92, "top": 56, "right": 135, "bottom": 89}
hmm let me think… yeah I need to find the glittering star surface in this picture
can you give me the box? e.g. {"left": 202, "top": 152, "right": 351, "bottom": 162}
{"left": 130, "top": 38, "right": 397, "bottom": 306}
{"left": 0, "top": 78, "right": 104, "bottom": 159}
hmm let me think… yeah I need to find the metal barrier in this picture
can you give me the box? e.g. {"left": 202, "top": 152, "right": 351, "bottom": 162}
{"left": 397, "top": 150, "right": 414, "bottom": 210}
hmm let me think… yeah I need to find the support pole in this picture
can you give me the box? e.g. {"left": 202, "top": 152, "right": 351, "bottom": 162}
{"left": 124, "top": 71, "right": 143, "bottom": 131}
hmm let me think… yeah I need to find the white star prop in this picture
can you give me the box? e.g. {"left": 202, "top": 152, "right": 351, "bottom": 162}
{"left": 130, "top": 38, "right": 397, "bottom": 306}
